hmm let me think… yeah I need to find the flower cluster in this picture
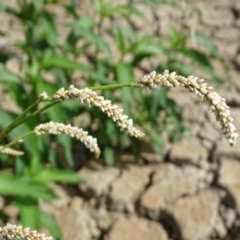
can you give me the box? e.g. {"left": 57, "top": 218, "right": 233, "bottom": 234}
{"left": 51, "top": 85, "right": 145, "bottom": 138}
{"left": 38, "top": 91, "right": 49, "bottom": 100}
{"left": 0, "top": 223, "right": 52, "bottom": 240}
{"left": 0, "top": 146, "right": 24, "bottom": 156}
{"left": 136, "top": 70, "right": 238, "bottom": 146}
{"left": 34, "top": 121, "right": 100, "bottom": 158}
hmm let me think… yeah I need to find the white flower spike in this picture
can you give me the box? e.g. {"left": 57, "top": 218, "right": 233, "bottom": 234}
{"left": 0, "top": 223, "right": 53, "bottom": 240}
{"left": 136, "top": 70, "right": 238, "bottom": 146}
{"left": 35, "top": 121, "right": 101, "bottom": 158}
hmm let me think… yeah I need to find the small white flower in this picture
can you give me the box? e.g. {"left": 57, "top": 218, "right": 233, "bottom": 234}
{"left": 38, "top": 91, "right": 49, "bottom": 100}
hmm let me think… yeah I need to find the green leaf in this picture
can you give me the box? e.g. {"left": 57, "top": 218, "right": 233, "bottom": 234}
{"left": 7, "top": 82, "right": 32, "bottom": 111}
{"left": 139, "top": 0, "right": 178, "bottom": 7}
{"left": 0, "top": 173, "right": 56, "bottom": 201}
{"left": 33, "top": 169, "right": 85, "bottom": 183}
{"left": 64, "top": 1, "right": 78, "bottom": 19}
{"left": 195, "top": 33, "right": 220, "bottom": 58}
{"left": 0, "top": 49, "right": 12, "bottom": 64}
{"left": 159, "top": 61, "right": 194, "bottom": 76}
{"left": 48, "top": 147, "right": 58, "bottom": 167}
{"left": 70, "top": 23, "right": 112, "bottom": 60}
{"left": 183, "top": 49, "right": 212, "bottom": 67}
{"left": 41, "top": 211, "right": 62, "bottom": 239}
{"left": 32, "top": 0, "right": 45, "bottom": 8}
{"left": 130, "top": 37, "right": 164, "bottom": 55}
{"left": 143, "top": 123, "right": 164, "bottom": 155}
{"left": 46, "top": 100, "right": 74, "bottom": 167}
{"left": 150, "top": 89, "right": 162, "bottom": 121}
{"left": 0, "top": 68, "right": 23, "bottom": 83}
{"left": 57, "top": 134, "right": 74, "bottom": 167}
{"left": 67, "top": 16, "right": 95, "bottom": 32}
{"left": 94, "top": 0, "right": 104, "bottom": 15}
{"left": 0, "top": 4, "right": 20, "bottom": 18}
{"left": 111, "top": 25, "right": 125, "bottom": 53}
{"left": 47, "top": 100, "right": 68, "bottom": 123}
{"left": 103, "top": 147, "right": 115, "bottom": 166}
{"left": 183, "top": 48, "right": 223, "bottom": 85}
{"left": 89, "top": 59, "right": 111, "bottom": 86}
{"left": 0, "top": 109, "right": 37, "bottom": 155}
{"left": 106, "top": 119, "right": 117, "bottom": 144}
{"left": 94, "top": 0, "right": 113, "bottom": 18}
{"left": 115, "top": 62, "right": 133, "bottom": 114}
{"left": 44, "top": 91, "right": 73, "bottom": 164}
{"left": 35, "top": 76, "right": 55, "bottom": 96}
{"left": 17, "top": 197, "right": 40, "bottom": 230}
{"left": 112, "top": 5, "right": 145, "bottom": 21}
{"left": 169, "top": 27, "right": 187, "bottom": 49}
{"left": 40, "top": 10, "right": 58, "bottom": 46}
{"left": 94, "top": 1, "right": 145, "bottom": 20}
{"left": 42, "top": 55, "right": 89, "bottom": 71}
{"left": 0, "top": 109, "right": 24, "bottom": 139}
{"left": 109, "top": 25, "right": 138, "bottom": 54}
{"left": 110, "top": 25, "right": 137, "bottom": 45}
{"left": 41, "top": 55, "right": 109, "bottom": 83}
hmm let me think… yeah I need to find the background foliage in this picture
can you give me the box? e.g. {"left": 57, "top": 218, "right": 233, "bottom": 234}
{"left": 0, "top": 0, "right": 222, "bottom": 238}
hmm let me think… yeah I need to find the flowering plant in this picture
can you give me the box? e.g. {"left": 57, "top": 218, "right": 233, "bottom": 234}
{"left": 0, "top": 0, "right": 235, "bottom": 238}
{"left": 0, "top": 70, "right": 238, "bottom": 158}
{"left": 0, "top": 70, "right": 238, "bottom": 239}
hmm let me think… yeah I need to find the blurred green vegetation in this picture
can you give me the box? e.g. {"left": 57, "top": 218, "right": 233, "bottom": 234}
{"left": 0, "top": 0, "right": 222, "bottom": 238}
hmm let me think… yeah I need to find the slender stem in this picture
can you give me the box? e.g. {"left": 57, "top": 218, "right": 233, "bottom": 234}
{"left": 28, "top": 102, "right": 58, "bottom": 118}
{"left": 91, "top": 82, "right": 139, "bottom": 91}
{"left": 11, "top": 102, "right": 59, "bottom": 129}
{"left": 0, "top": 100, "right": 39, "bottom": 142}
{"left": 0, "top": 131, "right": 34, "bottom": 153}
{"left": 16, "top": 83, "right": 139, "bottom": 125}
{"left": 0, "top": 82, "right": 140, "bottom": 143}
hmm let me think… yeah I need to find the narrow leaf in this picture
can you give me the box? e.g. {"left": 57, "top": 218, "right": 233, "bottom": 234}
{"left": 42, "top": 55, "right": 109, "bottom": 83}
{"left": 0, "top": 68, "right": 23, "bottom": 83}
{"left": 115, "top": 62, "right": 133, "bottom": 114}
{"left": 33, "top": 169, "right": 85, "bottom": 183}
{"left": 41, "top": 211, "right": 62, "bottom": 239}
{"left": 103, "top": 147, "right": 115, "bottom": 166}
{"left": 0, "top": 173, "right": 56, "bottom": 201}
{"left": 17, "top": 197, "right": 40, "bottom": 230}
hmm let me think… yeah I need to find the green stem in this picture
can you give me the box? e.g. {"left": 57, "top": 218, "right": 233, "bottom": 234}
{"left": 0, "top": 100, "right": 39, "bottom": 142}
{"left": 91, "top": 82, "right": 139, "bottom": 91}
{"left": 17, "top": 83, "right": 138, "bottom": 125}
{"left": 10, "top": 102, "right": 59, "bottom": 130}
{"left": 0, "top": 131, "right": 34, "bottom": 153}
{"left": 0, "top": 82, "right": 140, "bottom": 143}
